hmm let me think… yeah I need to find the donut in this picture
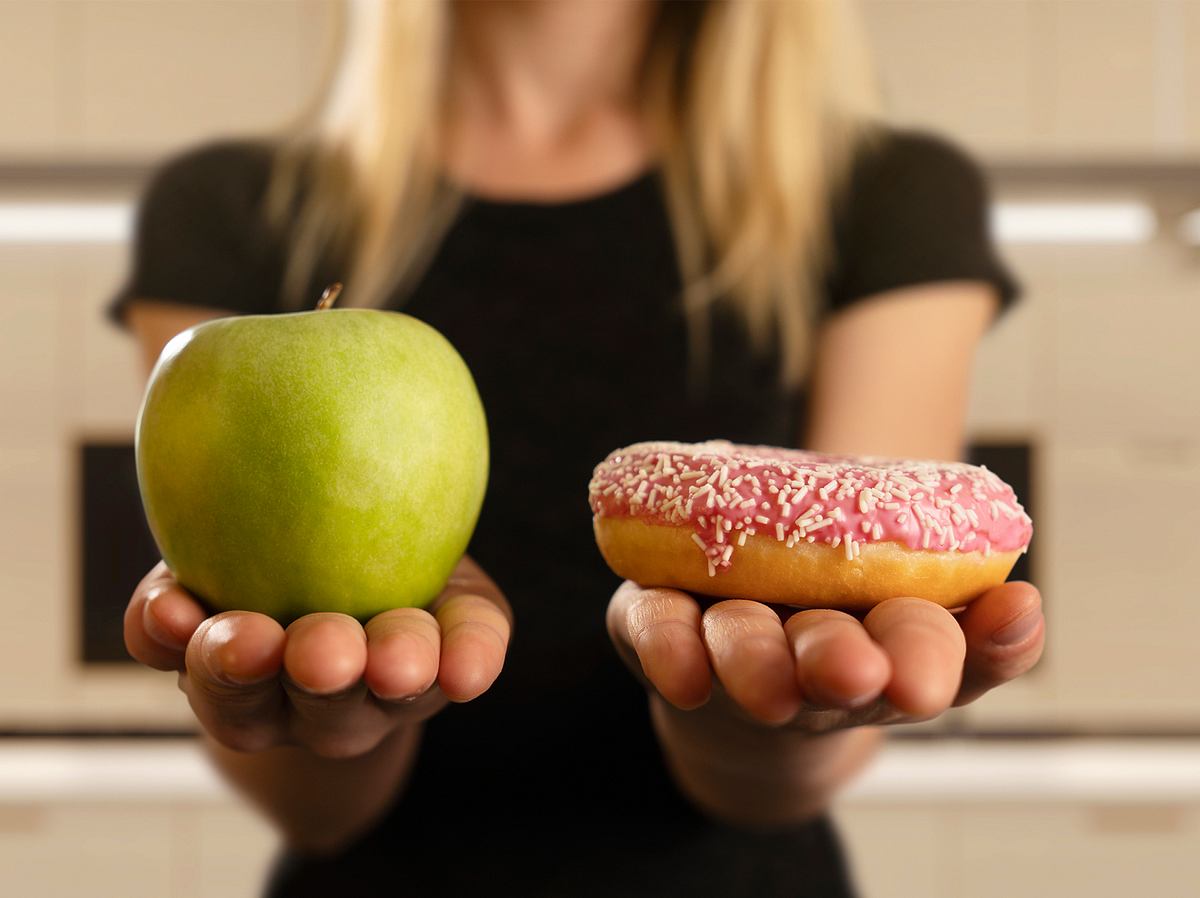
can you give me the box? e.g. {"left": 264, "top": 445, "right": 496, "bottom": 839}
{"left": 588, "top": 441, "right": 1032, "bottom": 610}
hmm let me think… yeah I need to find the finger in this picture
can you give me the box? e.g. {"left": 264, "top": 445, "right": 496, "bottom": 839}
{"left": 183, "top": 612, "right": 286, "bottom": 752}
{"left": 280, "top": 614, "right": 405, "bottom": 758}
{"left": 612, "top": 583, "right": 710, "bottom": 711}
{"left": 864, "top": 598, "right": 966, "bottom": 719}
{"left": 364, "top": 608, "right": 442, "bottom": 701}
{"left": 703, "top": 600, "right": 801, "bottom": 725}
{"left": 955, "top": 582, "right": 1045, "bottom": 706}
{"left": 124, "top": 562, "right": 207, "bottom": 671}
{"left": 435, "top": 593, "right": 511, "bottom": 702}
{"left": 283, "top": 613, "right": 369, "bottom": 696}
{"left": 785, "top": 610, "right": 891, "bottom": 710}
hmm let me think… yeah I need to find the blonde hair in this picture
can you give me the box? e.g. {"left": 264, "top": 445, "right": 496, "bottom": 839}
{"left": 275, "top": 0, "right": 879, "bottom": 385}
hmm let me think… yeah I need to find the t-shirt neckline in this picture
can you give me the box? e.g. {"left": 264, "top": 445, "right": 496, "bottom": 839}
{"left": 455, "top": 167, "right": 659, "bottom": 219}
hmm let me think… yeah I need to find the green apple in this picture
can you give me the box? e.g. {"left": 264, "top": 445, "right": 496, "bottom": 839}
{"left": 135, "top": 304, "right": 488, "bottom": 622}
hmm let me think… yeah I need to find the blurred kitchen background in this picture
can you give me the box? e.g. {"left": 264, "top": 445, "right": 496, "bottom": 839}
{"left": 1, "top": 1, "right": 1198, "bottom": 896}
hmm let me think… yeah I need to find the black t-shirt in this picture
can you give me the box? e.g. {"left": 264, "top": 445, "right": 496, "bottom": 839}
{"left": 111, "top": 131, "right": 1016, "bottom": 898}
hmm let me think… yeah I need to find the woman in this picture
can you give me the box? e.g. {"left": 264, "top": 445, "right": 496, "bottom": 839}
{"left": 116, "top": 2, "right": 1045, "bottom": 896}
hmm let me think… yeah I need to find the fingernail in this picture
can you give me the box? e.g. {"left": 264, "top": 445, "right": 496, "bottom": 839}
{"left": 203, "top": 625, "right": 269, "bottom": 686}
{"left": 992, "top": 610, "right": 1041, "bottom": 646}
{"left": 143, "top": 591, "right": 187, "bottom": 651}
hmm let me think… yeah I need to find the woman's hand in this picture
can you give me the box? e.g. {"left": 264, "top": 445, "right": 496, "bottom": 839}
{"left": 124, "top": 556, "right": 511, "bottom": 758}
{"left": 607, "top": 580, "right": 1044, "bottom": 732}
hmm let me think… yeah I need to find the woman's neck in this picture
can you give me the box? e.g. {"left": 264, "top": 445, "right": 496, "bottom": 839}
{"left": 445, "top": 0, "right": 658, "bottom": 200}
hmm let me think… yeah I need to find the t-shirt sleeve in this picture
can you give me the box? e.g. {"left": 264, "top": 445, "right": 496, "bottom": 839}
{"left": 823, "top": 129, "right": 1019, "bottom": 316}
{"left": 107, "top": 140, "right": 285, "bottom": 326}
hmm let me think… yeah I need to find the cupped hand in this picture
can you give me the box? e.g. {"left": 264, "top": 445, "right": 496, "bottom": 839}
{"left": 124, "top": 557, "right": 511, "bottom": 757}
{"left": 607, "top": 580, "right": 1043, "bottom": 731}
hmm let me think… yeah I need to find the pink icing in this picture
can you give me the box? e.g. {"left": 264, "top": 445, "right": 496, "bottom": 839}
{"left": 588, "top": 441, "right": 1033, "bottom": 577}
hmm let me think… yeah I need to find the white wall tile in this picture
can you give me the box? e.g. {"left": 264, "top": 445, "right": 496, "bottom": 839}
{"left": 1045, "top": 240, "right": 1198, "bottom": 443}
{"left": 965, "top": 298, "right": 1041, "bottom": 438}
{"left": 860, "top": 0, "right": 1038, "bottom": 157}
{"left": 966, "top": 440, "right": 1200, "bottom": 730}
{"left": 0, "top": 2, "right": 63, "bottom": 157}
{"left": 71, "top": 0, "right": 322, "bottom": 159}
{"left": 60, "top": 242, "right": 145, "bottom": 434}
{"left": 0, "top": 246, "right": 65, "bottom": 440}
{"left": 1043, "top": 1, "right": 1160, "bottom": 157}
{"left": 0, "top": 803, "right": 176, "bottom": 898}
{"left": 186, "top": 804, "right": 279, "bottom": 898}
{"left": 959, "top": 802, "right": 1200, "bottom": 898}
{"left": 834, "top": 805, "right": 951, "bottom": 898}
{"left": 1185, "top": 0, "right": 1200, "bottom": 150}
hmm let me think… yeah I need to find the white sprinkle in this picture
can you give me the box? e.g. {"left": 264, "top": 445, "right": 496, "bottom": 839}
{"left": 722, "top": 545, "right": 733, "bottom": 563}
{"left": 950, "top": 483, "right": 963, "bottom": 495}
{"left": 755, "top": 515, "right": 771, "bottom": 525}
{"left": 707, "top": 560, "right": 717, "bottom": 577}
{"left": 775, "top": 523, "right": 786, "bottom": 541}
{"left": 737, "top": 531, "right": 747, "bottom": 547}
{"left": 831, "top": 535, "right": 841, "bottom": 548}
{"left": 861, "top": 521, "right": 872, "bottom": 534}
{"left": 844, "top": 535, "right": 855, "bottom": 561}
{"left": 691, "top": 533, "right": 707, "bottom": 550}
{"left": 872, "top": 522, "right": 883, "bottom": 540}
{"left": 780, "top": 503, "right": 792, "bottom": 517}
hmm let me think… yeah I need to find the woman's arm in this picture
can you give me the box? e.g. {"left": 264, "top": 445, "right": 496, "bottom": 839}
{"left": 124, "top": 302, "right": 511, "bottom": 854}
{"left": 804, "top": 282, "right": 995, "bottom": 459}
{"left": 615, "top": 282, "right": 1044, "bottom": 827}
{"left": 124, "top": 300, "right": 231, "bottom": 372}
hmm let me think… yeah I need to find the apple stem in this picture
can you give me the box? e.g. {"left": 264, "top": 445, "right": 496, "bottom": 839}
{"left": 316, "top": 283, "right": 343, "bottom": 310}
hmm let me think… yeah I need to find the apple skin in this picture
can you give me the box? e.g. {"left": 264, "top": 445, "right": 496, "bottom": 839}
{"left": 135, "top": 309, "right": 489, "bottom": 622}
